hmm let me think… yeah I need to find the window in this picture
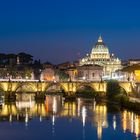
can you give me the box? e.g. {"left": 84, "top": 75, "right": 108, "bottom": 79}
{"left": 92, "top": 73, "right": 95, "bottom": 77}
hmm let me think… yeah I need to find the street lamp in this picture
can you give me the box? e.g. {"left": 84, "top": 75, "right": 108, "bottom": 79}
{"left": 53, "top": 76, "right": 56, "bottom": 83}
{"left": 83, "top": 76, "right": 86, "bottom": 81}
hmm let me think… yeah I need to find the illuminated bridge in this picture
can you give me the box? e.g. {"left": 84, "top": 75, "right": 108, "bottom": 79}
{"left": 0, "top": 79, "right": 135, "bottom": 96}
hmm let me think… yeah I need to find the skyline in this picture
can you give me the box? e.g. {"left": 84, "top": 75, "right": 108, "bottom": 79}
{"left": 1, "top": 0, "right": 140, "bottom": 64}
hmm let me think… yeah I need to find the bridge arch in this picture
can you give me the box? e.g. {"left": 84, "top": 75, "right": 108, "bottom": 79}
{"left": 75, "top": 83, "right": 97, "bottom": 97}
{"left": 0, "top": 82, "right": 10, "bottom": 97}
{"left": 15, "top": 82, "right": 37, "bottom": 93}
{"left": 0, "top": 85, "right": 5, "bottom": 96}
{"left": 44, "top": 82, "right": 66, "bottom": 93}
{"left": 0, "top": 84, "right": 5, "bottom": 91}
{"left": 76, "top": 83, "right": 96, "bottom": 92}
{"left": 0, "top": 82, "right": 9, "bottom": 92}
{"left": 119, "top": 83, "right": 132, "bottom": 95}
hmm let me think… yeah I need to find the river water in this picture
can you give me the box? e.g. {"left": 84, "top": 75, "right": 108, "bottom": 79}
{"left": 0, "top": 94, "right": 139, "bottom": 140}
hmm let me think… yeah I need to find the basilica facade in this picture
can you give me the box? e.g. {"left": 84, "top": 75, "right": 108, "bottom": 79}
{"left": 80, "top": 36, "right": 122, "bottom": 80}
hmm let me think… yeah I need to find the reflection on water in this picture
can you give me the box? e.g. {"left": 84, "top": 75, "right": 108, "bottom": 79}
{"left": 0, "top": 93, "right": 140, "bottom": 140}
{"left": 122, "top": 110, "right": 140, "bottom": 138}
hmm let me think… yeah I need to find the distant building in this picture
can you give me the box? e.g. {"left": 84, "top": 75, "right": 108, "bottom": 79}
{"left": 76, "top": 65, "right": 103, "bottom": 81}
{"left": 121, "top": 64, "right": 140, "bottom": 82}
{"left": 56, "top": 61, "right": 79, "bottom": 70}
{"left": 128, "top": 59, "right": 140, "bottom": 66}
{"left": 66, "top": 65, "right": 103, "bottom": 81}
{"left": 109, "top": 70, "right": 128, "bottom": 81}
{"left": 73, "top": 61, "right": 79, "bottom": 67}
{"left": 66, "top": 67, "right": 78, "bottom": 81}
{"left": 41, "top": 68, "right": 55, "bottom": 81}
{"left": 121, "top": 60, "right": 128, "bottom": 67}
{"left": 79, "top": 36, "right": 122, "bottom": 80}
{"left": 42, "top": 62, "right": 54, "bottom": 69}
{"left": 40, "top": 68, "right": 59, "bottom": 81}
{"left": 56, "top": 62, "right": 72, "bottom": 70}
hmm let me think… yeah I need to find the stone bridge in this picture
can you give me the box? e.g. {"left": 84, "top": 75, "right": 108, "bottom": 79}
{"left": 0, "top": 80, "right": 135, "bottom": 96}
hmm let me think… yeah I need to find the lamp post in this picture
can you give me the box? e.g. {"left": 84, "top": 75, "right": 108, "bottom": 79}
{"left": 39, "top": 69, "right": 42, "bottom": 81}
{"left": 83, "top": 76, "right": 86, "bottom": 81}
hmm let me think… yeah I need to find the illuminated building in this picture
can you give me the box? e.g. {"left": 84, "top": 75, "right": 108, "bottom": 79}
{"left": 66, "top": 67, "right": 78, "bottom": 81}
{"left": 128, "top": 59, "right": 140, "bottom": 66}
{"left": 41, "top": 68, "right": 59, "bottom": 81}
{"left": 76, "top": 65, "right": 103, "bottom": 81}
{"left": 122, "top": 64, "right": 140, "bottom": 82}
{"left": 41, "top": 68, "right": 55, "bottom": 81}
{"left": 80, "top": 36, "right": 122, "bottom": 80}
{"left": 66, "top": 65, "right": 103, "bottom": 81}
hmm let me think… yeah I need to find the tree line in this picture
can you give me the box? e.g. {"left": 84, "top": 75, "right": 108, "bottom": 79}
{"left": 0, "top": 52, "right": 33, "bottom": 66}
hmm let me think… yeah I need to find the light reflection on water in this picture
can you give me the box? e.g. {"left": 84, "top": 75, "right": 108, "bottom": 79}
{"left": 0, "top": 93, "right": 139, "bottom": 140}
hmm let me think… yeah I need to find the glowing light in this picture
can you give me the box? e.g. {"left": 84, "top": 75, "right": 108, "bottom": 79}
{"left": 40, "top": 116, "right": 42, "bottom": 122}
{"left": 82, "top": 106, "right": 87, "bottom": 127}
{"left": 113, "top": 115, "right": 116, "bottom": 130}
{"left": 52, "top": 115, "right": 55, "bottom": 126}
{"left": 9, "top": 114, "right": 12, "bottom": 122}
{"left": 53, "top": 97, "right": 57, "bottom": 114}
{"left": 131, "top": 112, "right": 134, "bottom": 133}
{"left": 25, "top": 113, "right": 28, "bottom": 124}
{"left": 83, "top": 76, "right": 86, "bottom": 80}
{"left": 77, "top": 98, "right": 81, "bottom": 117}
{"left": 135, "top": 117, "right": 139, "bottom": 138}
{"left": 97, "top": 126, "right": 102, "bottom": 140}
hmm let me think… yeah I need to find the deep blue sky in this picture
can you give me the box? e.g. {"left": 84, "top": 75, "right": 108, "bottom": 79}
{"left": 0, "top": 0, "right": 140, "bottom": 64}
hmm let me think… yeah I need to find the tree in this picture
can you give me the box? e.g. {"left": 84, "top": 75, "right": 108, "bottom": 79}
{"left": 106, "top": 80, "right": 122, "bottom": 98}
{"left": 0, "top": 68, "right": 7, "bottom": 78}
{"left": 18, "top": 52, "right": 33, "bottom": 64}
{"left": 33, "top": 60, "right": 43, "bottom": 80}
{"left": 0, "top": 53, "right": 6, "bottom": 65}
{"left": 6, "top": 54, "right": 17, "bottom": 65}
{"left": 106, "top": 80, "right": 128, "bottom": 103}
{"left": 7, "top": 65, "right": 17, "bottom": 78}
{"left": 55, "top": 69, "right": 69, "bottom": 81}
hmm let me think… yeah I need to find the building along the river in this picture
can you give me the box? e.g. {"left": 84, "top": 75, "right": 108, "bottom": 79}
{"left": 80, "top": 36, "right": 122, "bottom": 80}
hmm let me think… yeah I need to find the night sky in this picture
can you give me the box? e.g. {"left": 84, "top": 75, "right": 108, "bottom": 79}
{"left": 0, "top": 0, "right": 140, "bottom": 64}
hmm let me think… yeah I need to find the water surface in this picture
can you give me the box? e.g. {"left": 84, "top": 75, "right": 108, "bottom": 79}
{"left": 0, "top": 94, "right": 139, "bottom": 140}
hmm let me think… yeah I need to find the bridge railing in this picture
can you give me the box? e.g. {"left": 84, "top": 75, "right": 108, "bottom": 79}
{"left": 0, "top": 79, "right": 40, "bottom": 82}
{"left": 0, "top": 78, "right": 133, "bottom": 83}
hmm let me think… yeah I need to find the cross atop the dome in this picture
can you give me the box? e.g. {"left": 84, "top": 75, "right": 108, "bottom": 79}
{"left": 98, "top": 35, "right": 103, "bottom": 43}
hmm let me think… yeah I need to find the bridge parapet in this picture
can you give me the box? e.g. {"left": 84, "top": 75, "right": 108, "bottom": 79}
{"left": 0, "top": 80, "right": 134, "bottom": 96}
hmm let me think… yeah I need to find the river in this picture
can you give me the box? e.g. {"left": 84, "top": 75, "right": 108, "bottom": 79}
{"left": 0, "top": 94, "right": 139, "bottom": 140}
